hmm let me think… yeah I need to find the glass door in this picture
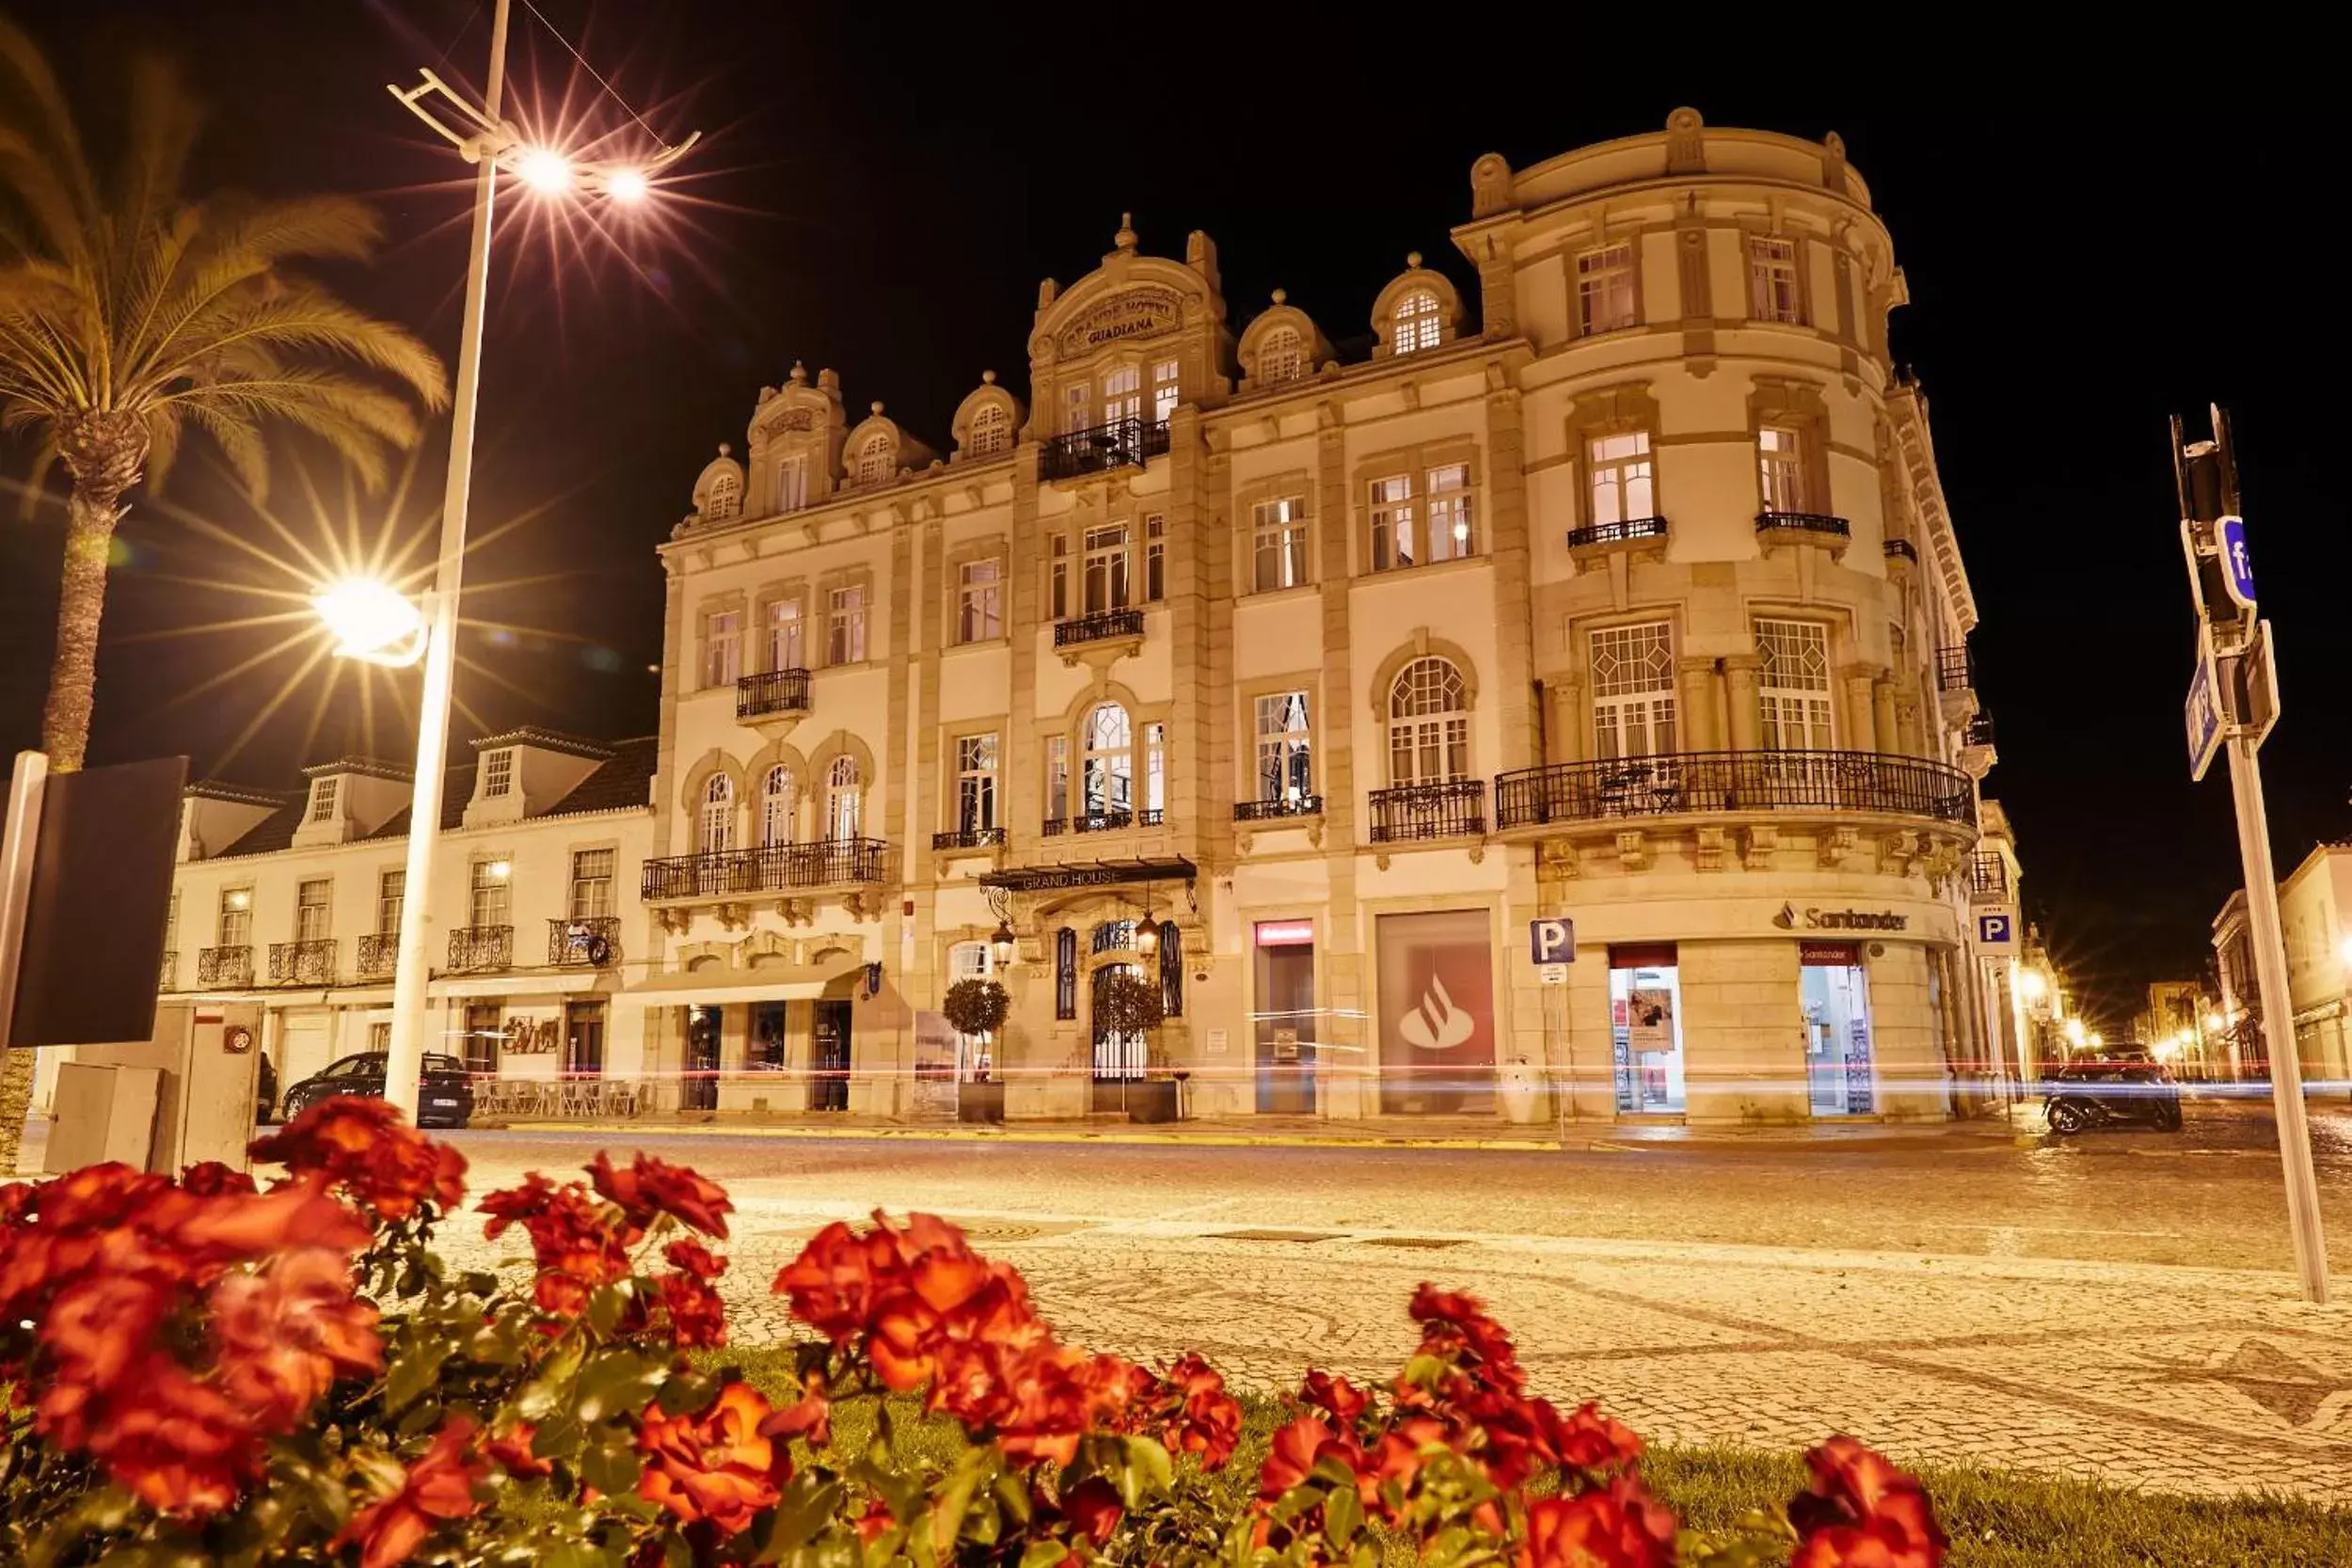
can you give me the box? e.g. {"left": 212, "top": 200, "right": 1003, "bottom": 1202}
{"left": 809, "top": 1000, "right": 851, "bottom": 1112}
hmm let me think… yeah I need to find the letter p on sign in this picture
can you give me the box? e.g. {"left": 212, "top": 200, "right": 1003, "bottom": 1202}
{"left": 1530, "top": 917, "right": 1576, "bottom": 966}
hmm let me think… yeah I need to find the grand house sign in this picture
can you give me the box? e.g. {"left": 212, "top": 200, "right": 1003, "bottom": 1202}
{"left": 1057, "top": 288, "right": 1183, "bottom": 355}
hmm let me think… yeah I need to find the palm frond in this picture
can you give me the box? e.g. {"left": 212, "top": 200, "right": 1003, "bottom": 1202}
{"left": 137, "top": 276, "right": 448, "bottom": 410}
{"left": 0, "top": 17, "right": 100, "bottom": 269}
{"left": 166, "top": 372, "right": 429, "bottom": 494}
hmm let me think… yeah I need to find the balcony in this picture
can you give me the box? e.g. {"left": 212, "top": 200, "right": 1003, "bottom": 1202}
{"left": 1491, "top": 751, "right": 1976, "bottom": 832}
{"left": 1039, "top": 417, "right": 1168, "bottom": 483}
{"left": 197, "top": 945, "right": 252, "bottom": 988}
{"left": 641, "top": 838, "right": 890, "bottom": 902}
{"left": 1042, "top": 808, "right": 1164, "bottom": 837}
{"left": 1935, "top": 645, "right": 1975, "bottom": 693}
{"left": 1367, "top": 781, "right": 1486, "bottom": 845}
{"left": 447, "top": 925, "right": 513, "bottom": 974}
{"left": 1883, "top": 537, "right": 1920, "bottom": 565}
{"left": 1234, "top": 795, "right": 1324, "bottom": 822}
{"left": 737, "top": 668, "right": 811, "bottom": 724}
{"left": 930, "top": 826, "right": 1008, "bottom": 852}
{"left": 1968, "top": 853, "right": 2010, "bottom": 902}
{"left": 159, "top": 950, "right": 175, "bottom": 991}
{"left": 1053, "top": 607, "right": 1146, "bottom": 653}
{"left": 1958, "top": 711, "right": 1997, "bottom": 779}
{"left": 1565, "top": 515, "right": 1669, "bottom": 552}
{"left": 356, "top": 932, "right": 397, "bottom": 977}
{"left": 1755, "top": 511, "right": 1851, "bottom": 545}
{"left": 549, "top": 916, "right": 622, "bottom": 967}
{"left": 267, "top": 939, "right": 338, "bottom": 987}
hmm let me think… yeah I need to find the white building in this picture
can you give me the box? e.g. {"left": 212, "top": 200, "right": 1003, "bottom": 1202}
{"left": 634, "top": 110, "right": 2006, "bottom": 1126}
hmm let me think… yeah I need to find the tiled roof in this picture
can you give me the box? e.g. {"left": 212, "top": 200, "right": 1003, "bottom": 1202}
{"left": 216, "top": 798, "right": 304, "bottom": 858}
{"left": 362, "top": 764, "right": 477, "bottom": 840}
{"left": 544, "top": 736, "right": 660, "bottom": 817}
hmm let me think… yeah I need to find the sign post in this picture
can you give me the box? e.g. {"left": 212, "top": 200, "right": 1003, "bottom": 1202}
{"left": 2173, "top": 406, "right": 2327, "bottom": 1304}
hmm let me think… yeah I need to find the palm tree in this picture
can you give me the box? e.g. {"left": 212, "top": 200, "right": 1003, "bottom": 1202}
{"left": 0, "top": 23, "right": 450, "bottom": 1168}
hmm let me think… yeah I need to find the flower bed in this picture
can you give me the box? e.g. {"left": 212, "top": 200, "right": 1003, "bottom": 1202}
{"left": 0, "top": 1101, "right": 1946, "bottom": 1565}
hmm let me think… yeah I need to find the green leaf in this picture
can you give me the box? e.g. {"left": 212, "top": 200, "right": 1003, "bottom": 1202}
{"left": 1324, "top": 1483, "right": 1363, "bottom": 1549}
{"left": 755, "top": 1476, "right": 845, "bottom": 1562}
{"left": 580, "top": 1434, "right": 644, "bottom": 1498}
{"left": 585, "top": 1283, "right": 632, "bottom": 1339}
{"left": 660, "top": 1368, "right": 723, "bottom": 1418}
{"left": 574, "top": 1350, "right": 667, "bottom": 1424}
{"left": 1020, "top": 1540, "right": 1073, "bottom": 1568}
{"left": 383, "top": 1338, "right": 452, "bottom": 1413}
{"left": 1112, "top": 1434, "right": 1173, "bottom": 1508}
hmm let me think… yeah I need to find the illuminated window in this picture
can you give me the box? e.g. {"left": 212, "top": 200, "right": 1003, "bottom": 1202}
{"left": 294, "top": 879, "right": 331, "bottom": 942}
{"left": 827, "top": 585, "right": 867, "bottom": 665}
{"left": 1152, "top": 358, "right": 1180, "bottom": 423}
{"left": 1082, "top": 702, "right": 1133, "bottom": 818}
{"left": 1101, "top": 363, "right": 1140, "bottom": 424}
{"left": 569, "top": 848, "right": 615, "bottom": 920}
{"left": 705, "top": 468, "right": 740, "bottom": 518}
{"left": 956, "top": 734, "right": 998, "bottom": 832}
{"left": 1576, "top": 243, "right": 1637, "bottom": 335}
{"left": 705, "top": 610, "right": 741, "bottom": 687}
{"left": 1588, "top": 433, "right": 1655, "bottom": 526}
{"left": 1425, "top": 463, "right": 1473, "bottom": 562}
{"left": 1756, "top": 619, "right": 1835, "bottom": 750}
{"left": 957, "top": 559, "right": 1002, "bottom": 643}
{"left": 1257, "top": 325, "right": 1305, "bottom": 385}
{"left": 854, "top": 433, "right": 893, "bottom": 484}
{"left": 1251, "top": 498, "right": 1310, "bottom": 592}
{"left": 825, "top": 755, "right": 863, "bottom": 840}
{"left": 1369, "top": 474, "right": 1414, "bottom": 571}
{"left": 1062, "top": 383, "right": 1090, "bottom": 435}
{"left": 481, "top": 748, "right": 514, "bottom": 798}
{"left": 765, "top": 597, "right": 803, "bottom": 671}
{"left": 1255, "top": 691, "right": 1313, "bottom": 804}
{"left": 699, "top": 774, "right": 735, "bottom": 853}
{"left": 774, "top": 453, "right": 808, "bottom": 514}
{"left": 1083, "top": 523, "right": 1131, "bottom": 613}
{"left": 1589, "top": 622, "right": 1677, "bottom": 759}
{"left": 1387, "top": 657, "right": 1469, "bottom": 784}
{"left": 1748, "top": 236, "right": 1804, "bottom": 325}
{"left": 468, "top": 859, "right": 511, "bottom": 928}
{"left": 759, "top": 766, "right": 797, "bottom": 846}
{"left": 217, "top": 887, "right": 251, "bottom": 948}
{"left": 307, "top": 776, "right": 339, "bottom": 823}
{"left": 1394, "top": 288, "right": 1441, "bottom": 353}
{"left": 1757, "top": 426, "right": 1807, "bottom": 513}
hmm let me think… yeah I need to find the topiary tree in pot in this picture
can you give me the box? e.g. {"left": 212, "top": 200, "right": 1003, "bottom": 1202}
{"left": 942, "top": 977, "right": 1011, "bottom": 1122}
{"left": 1092, "top": 969, "right": 1177, "bottom": 1121}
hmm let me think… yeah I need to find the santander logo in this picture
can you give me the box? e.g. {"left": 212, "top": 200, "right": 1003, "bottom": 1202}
{"left": 1398, "top": 974, "right": 1475, "bottom": 1052}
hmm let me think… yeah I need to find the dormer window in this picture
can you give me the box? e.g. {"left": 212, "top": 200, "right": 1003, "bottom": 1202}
{"left": 706, "top": 468, "right": 740, "bottom": 518}
{"left": 1394, "top": 289, "right": 1441, "bottom": 354}
{"left": 307, "top": 777, "right": 339, "bottom": 824}
{"left": 854, "top": 433, "right": 892, "bottom": 485}
{"left": 969, "top": 405, "right": 1010, "bottom": 456}
{"left": 1258, "top": 325, "right": 1304, "bottom": 386}
{"left": 482, "top": 749, "right": 515, "bottom": 799}
{"left": 775, "top": 453, "right": 808, "bottom": 514}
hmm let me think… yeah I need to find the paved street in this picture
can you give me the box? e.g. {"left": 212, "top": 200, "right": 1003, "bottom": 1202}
{"left": 420, "top": 1099, "right": 2352, "bottom": 1505}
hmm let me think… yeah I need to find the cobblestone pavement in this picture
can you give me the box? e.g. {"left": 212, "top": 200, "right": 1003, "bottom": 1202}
{"left": 424, "top": 1100, "right": 2352, "bottom": 1504}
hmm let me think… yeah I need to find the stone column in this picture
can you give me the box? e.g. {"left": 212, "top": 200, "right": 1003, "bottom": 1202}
{"left": 1894, "top": 695, "right": 1924, "bottom": 757}
{"left": 1839, "top": 665, "right": 1878, "bottom": 752}
{"left": 1550, "top": 672, "right": 1585, "bottom": 764}
{"left": 1871, "top": 676, "right": 1899, "bottom": 755}
{"left": 1676, "top": 656, "right": 1718, "bottom": 752}
{"left": 1724, "top": 654, "right": 1762, "bottom": 750}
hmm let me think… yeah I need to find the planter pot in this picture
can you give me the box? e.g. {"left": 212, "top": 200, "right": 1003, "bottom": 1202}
{"left": 1125, "top": 1079, "right": 1181, "bottom": 1124}
{"left": 959, "top": 1080, "right": 1006, "bottom": 1124}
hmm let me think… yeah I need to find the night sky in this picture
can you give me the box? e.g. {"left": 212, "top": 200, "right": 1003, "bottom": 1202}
{"left": 1, "top": 8, "right": 2338, "bottom": 1031}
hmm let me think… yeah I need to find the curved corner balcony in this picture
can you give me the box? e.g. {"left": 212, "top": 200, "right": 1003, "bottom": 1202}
{"left": 1492, "top": 750, "right": 1974, "bottom": 834}
{"left": 1755, "top": 510, "right": 1851, "bottom": 546}
{"left": 641, "top": 838, "right": 890, "bottom": 903}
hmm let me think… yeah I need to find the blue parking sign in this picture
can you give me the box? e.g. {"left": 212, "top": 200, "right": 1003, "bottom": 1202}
{"left": 1977, "top": 911, "right": 2016, "bottom": 953}
{"left": 1529, "top": 918, "right": 1575, "bottom": 965}
{"left": 2217, "top": 515, "right": 2256, "bottom": 610}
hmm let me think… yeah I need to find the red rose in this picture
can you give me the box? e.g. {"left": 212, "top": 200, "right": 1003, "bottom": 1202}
{"left": 757, "top": 1374, "right": 832, "bottom": 1451}
{"left": 1789, "top": 1438, "right": 1946, "bottom": 1568}
{"left": 249, "top": 1097, "right": 466, "bottom": 1222}
{"left": 1258, "top": 1415, "right": 1358, "bottom": 1502}
{"left": 1548, "top": 1401, "right": 1644, "bottom": 1473}
{"left": 1155, "top": 1353, "right": 1243, "bottom": 1470}
{"left": 1408, "top": 1283, "right": 1525, "bottom": 1394}
{"left": 589, "top": 1151, "right": 733, "bottom": 1239}
{"left": 635, "top": 1382, "right": 785, "bottom": 1534}
{"left": 660, "top": 1268, "right": 729, "bottom": 1349}
{"left": 485, "top": 1420, "right": 553, "bottom": 1479}
{"left": 480, "top": 1173, "right": 634, "bottom": 1318}
{"left": 332, "top": 1416, "right": 488, "bottom": 1568}
{"left": 1062, "top": 1475, "right": 1125, "bottom": 1544}
{"left": 1299, "top": 1369, "right": 1370, "bottom": 1426}
{"left": 70, "top": 1355, "right": 256, "bottom": 1517}
{"left": 178, "top": 1162, "right": 258, "bottom": 1197}
{"left": 208, "top": 1247, "right": 383, "bottom": 1430}
{"left": 664, "top": 1237, "right": 727, "bottom": 1280}
{"left": 1518, "top": 1474, "right": 1678, "bottom": 1568}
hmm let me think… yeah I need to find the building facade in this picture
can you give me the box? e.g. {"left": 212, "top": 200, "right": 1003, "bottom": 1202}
{"left": 28, "top": 729, "right": 660, "bottom": 1119}
{"left": 638, "top": 110, "right": 2001, "bottom": 1126}
{"left": 2212, "top": 840, "right": 2352, "bottom": 1096}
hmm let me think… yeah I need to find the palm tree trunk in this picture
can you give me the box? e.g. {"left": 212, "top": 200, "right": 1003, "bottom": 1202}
{"left": 1, "top": 469, "right": 135, "bottom": 1173}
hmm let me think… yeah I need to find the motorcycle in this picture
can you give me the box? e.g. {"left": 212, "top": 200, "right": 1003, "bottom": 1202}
{"left": 2045, "top": 1061, "right": 2182, "bottom": 1134}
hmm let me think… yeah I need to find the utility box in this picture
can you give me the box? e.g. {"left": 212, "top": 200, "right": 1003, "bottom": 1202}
{"left": 53, "top": 1003, "right": 261, "bottom": 1176}
{"left": 43, "top": 1062, "right": 163, "bottom": 1172}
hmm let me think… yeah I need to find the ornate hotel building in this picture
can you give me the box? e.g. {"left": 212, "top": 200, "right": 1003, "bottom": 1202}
{"left": 641, "top": 109, "right": 2003, "bottom": 1125}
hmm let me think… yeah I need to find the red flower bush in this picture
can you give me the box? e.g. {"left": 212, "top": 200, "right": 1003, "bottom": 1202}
{"left": 1519, "top": 1473, "right": 1679, "bottom": 1568}
{"left": 590, "top": 1150, "right": 735, "bottom": 1239}
{"left": 332, "top": 1416, "right": 489, "bottom": 1568}
{"left": 635, "top": 1382, "right": 787, "bottom": 1534}
{"left": 248, "top": 1096, "right": 466, "bottom": 1221}
{"left": 1790, "top": 1436, "right": 1947, "bottom": 1568}
{"left": 478, "top": 1170, "right": 636, "bottom": 1317}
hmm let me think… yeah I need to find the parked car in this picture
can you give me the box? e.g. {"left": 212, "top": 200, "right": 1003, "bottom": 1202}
{"left": 2046, "top": 1057, "right": 2182, "bottom": 1134}
{"left": 278, "top": 1052, "right": 474, "bottom": 1130}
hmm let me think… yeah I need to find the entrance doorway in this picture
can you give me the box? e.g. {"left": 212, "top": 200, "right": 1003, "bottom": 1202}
{"left": 461, "top": 1003, "right": 502, "bottom": 1077}
{"left": 1609, "top": 945, "right": 1686, "bottom": 1114}
{"left": 1253, "top": 922, "right": 1316, "bottom": 1114}
{"left": 564, "top": 1001, "right": 606, "bottom": 1076}
{"left": 683, "top": 1005, "right": 721, "bottom": 1111}
{"left": 1090, "top": 963, "right": 1147, "bottom": 1113}
{"left": 1801, "top": 945, "right": 1874, "bottom": 1116}
{"left": 809, "top": 999, "right": 851, "bottom": 1112}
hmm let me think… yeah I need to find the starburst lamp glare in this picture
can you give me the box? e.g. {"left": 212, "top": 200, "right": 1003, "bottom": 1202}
{"left": 313, "top": 578, "right": 427, "bottom": 667}
{"left": 605, "top": 166, "right": 649, "bottom": 203}
{"left": 516, "top": 146, "right": 573, "bottom": 193}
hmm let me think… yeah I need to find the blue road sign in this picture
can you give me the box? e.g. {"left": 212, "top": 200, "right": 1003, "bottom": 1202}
{"left": 1529, "top": 918, "right": 1575, "bottom": 965}
{"left": 2186, "top": 640, "right": 2222, "bottom": 782}
{"left": 1976, "top": 911, "right": 2016, "bottom": 951}
{"left": 2217, "top": 515, "right": 2256, "bottom": 610}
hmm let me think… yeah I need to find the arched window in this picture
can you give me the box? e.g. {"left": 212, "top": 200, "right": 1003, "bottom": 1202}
{"left": 698, "top": 774, "right": 736, "bottom": 852}
{"left": 1257, "top": 325, "right": 1305, "bottom": 386}
{"left": 968, "top": 404, "right": 1010, "bottom": 456}
{"left": 1393, "top": 289, "right": 1441, "bottom": 354}
{"left": 759, "top": 765, "right": 797, "bottom": 847}
{"left": 824, "top": 755, "right": 863, "bottom": 840}
{"left": 705, "top": 469, "right": 741, "bottom": 519}
{"left": 1387, "top": 657, "right": 1469, "bottom": 784}
{"left": 1081, "top": 702, "right": 1133, "bottom": 822}
{"left": 854, "top": 433, "right": 892, "bottom": 485}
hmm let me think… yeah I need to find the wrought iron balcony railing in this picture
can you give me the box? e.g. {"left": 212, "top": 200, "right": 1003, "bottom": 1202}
{"left": 640, "top": 838, "right": 890, "bottom": 901}
{"left": 1756, "top": 511, "right": 1851, "bottom": 539}
{"left": 1968, "top": 853, "right": 2010, "bottom": 901}
{"left": 930, "top": 826, "right": 1008, "bottom": 851}
{"left": 1565, "top": 515, "right": 1669, "bottom": 550}
{"left": 1935, "top": 644, "right": 1976, "bottom": 692}
{"left": 1963, "top": 712, "right": 1996, "bottom": 749}
{"left": 356, "top": 932, "right": 398, "bottom": 976}
{"left": 1883, "top": 537, "right": 1920, "bottom": 564}
{"left": 1367, "top": 781, "right": 1487, "bottom": 844}
{"left": 159, "top": 951, "right": 176, "bottom": 991}
{"left": 549, "top": 916, "right": 622, "bottom": 967}
{"left": 197, "top": 945, "right": 252, "bottom": 988}
{"left": 1041, "top": 808, "right": 1165, "bottom": 837}
{"left": 737, "top": 668, "right": 811, "bottom": 720}
{"left": 267, "top": 939, "right": 338, "bottom": 987}
{"left": 1053, "top": 607, "right": 1146, "bottom": 649}
{"left": 1491, "top": 750, "right": 1976, "bottom": 831}
{"left": 1039, "top": 417, "right": 1169, "bottom": 482}
{"left": 448, "top": 925, "right": 513, "bottom": 974}
{"left": 1234, "top": 795, "right": 1325, "bottom": 822}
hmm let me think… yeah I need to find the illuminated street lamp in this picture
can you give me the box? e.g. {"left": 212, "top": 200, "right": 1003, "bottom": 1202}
{"left": 313, "top": 578, "right": 427, "bottom": 668}
{"left": 359, "top": 0, "right": 691, "bottom": 1121}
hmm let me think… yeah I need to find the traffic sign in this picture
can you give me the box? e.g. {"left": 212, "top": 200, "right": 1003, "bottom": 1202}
{"left": 2186, "top": 633, "right": 2223, "bottom": 782}
{"left": 1539, "top": 964, "right": 1568, "bottom": 986}
{"left": 2217, "top": 515, "right": 2256, "bottom": 610}
{"left": 1975, "top": 910, "right": 2018, "bottom": 955}
{"left": 1529, "top": 917, "right": 1575, "bottom": 966}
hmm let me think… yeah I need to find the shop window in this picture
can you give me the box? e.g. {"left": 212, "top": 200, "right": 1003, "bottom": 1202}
{"left": 461, "top": 1002, "right": 502, "bottom": 1076}
{"left": 1802, "top": 942, "right": 1875, "bottom": 1116}
{"left": 750, "top": 1000, "right": 788, "bottom": 1071}
{"left": 1375, "top": 910, "right": 1495, "bottom": 1115}
{"left": 1610, "top": 945, "right": 1686, "bottom": 1113}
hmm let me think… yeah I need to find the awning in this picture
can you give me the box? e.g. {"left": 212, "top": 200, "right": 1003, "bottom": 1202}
{"left": 432, "top": 971, "right": 615, "bottom": 1001}
{"left": 979, "top": 857, "right": 1196, "bottom": 895}
{"left": 624, "top": 973, "right": 833, "bottom": 1006}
